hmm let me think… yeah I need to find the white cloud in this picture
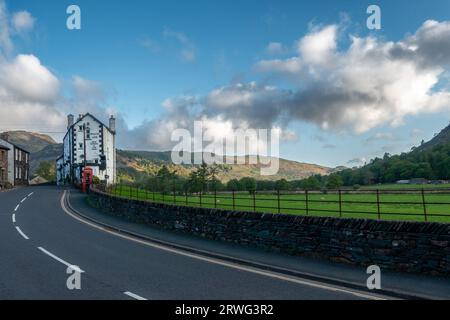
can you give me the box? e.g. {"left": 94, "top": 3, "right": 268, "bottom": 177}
{"left": 347, "top": 157, "right": 367, "bottom": 166}
{"left": 2, "top": 5, "right": 450, "bottom": 156}
{"left": 255, "top": 57, "right": 301, "bottom": 74}
{"left": 0, "top": 56, "right": 64, "bottom": 133}
{"left": 298, "top": 25, "right": 337, "bottom": 66}
{"left": 71, "top": 75, "right": 105, "bottom": 103}
{"left": 252, "top": 21, "right": 450, "bottom": 134}
{"left": 266, "top": 42, "right": 286, "bottom": 55}
{"left": 0, "top": 0, "right": 12, "bottom": 55}
{"left": 163, "top": 27, "right": 196, "bottom": 63}
{"left": 12, "top": 11, "right": 34, "bottom": 32}
{"left": 0, "top": 2, "right": 35, "bottom": 56}
{"left": 365, "top": 132, "right": 396, "bottom": 144}
{"left": 0, "top": 54, "right": 59, "bottom": 103}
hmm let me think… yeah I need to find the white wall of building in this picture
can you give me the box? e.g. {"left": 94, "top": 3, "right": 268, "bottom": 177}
{"left": 0, "top": 138, "right": 15, "bottom": 184}
{"left": 57, "top": 114, "right": 116, "bottom": 186}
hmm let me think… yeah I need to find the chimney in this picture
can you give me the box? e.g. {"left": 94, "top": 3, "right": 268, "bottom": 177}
{"left": 109, "top": 115, "right": 116, "bottom": 133}
{"left": 67, "top": 114, "right": 74, "bottom": 130}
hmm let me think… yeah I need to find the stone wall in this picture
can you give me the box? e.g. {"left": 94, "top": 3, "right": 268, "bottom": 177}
{"left": 88, "top": 189, "right": 450, "bottom": 276}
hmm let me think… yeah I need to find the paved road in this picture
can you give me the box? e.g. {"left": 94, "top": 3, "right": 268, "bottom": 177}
{"left": 0, "top": 186, "right": 399, "bottom": 300}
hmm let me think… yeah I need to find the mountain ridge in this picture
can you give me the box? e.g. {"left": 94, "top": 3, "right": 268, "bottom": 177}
{"left": 0, "top": 131, "right": 334, "bottom": 181}
{"left": 415, "top": 122, "right": 450, "bottom": 152}
{"left": 2, "top": 123, "right": 448, "bottom": 183}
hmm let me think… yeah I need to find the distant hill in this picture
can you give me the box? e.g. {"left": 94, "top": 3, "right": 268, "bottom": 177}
{"left": 0, "top": 131, "right": 334, "bottom": 181}
{"left": 0, "top": 131, "right": 56, "bottom": 153}
{"left": 0, "top": 131, "right": 63, "bottom": 175}
{"left": 334, "top": 123, "right": 450, "bottom": 185}
{"left": 117, "top": 150, "right": 333, "bottom": 182}
{"left": 30, "top": 143, "right": 63, "bottom": 174}
{"left": 416, "top": 123, "right": 450, "bottom": 152}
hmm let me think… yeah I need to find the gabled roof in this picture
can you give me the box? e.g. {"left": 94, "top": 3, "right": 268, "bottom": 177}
{"left": 70, "top": 113, "right": 115, "bottom": 135}
{"left": 0, "top": 144, "right": 10, "bottom": 150}
{"left": 0, "top": 137, "right": 28, "bottom": 153}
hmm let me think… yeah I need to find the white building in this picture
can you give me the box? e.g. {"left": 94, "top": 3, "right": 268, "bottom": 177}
{"left": 56, "top": 113, "right": 116, "bottom": 186}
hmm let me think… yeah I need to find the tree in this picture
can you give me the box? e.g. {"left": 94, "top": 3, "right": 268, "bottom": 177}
{"left": 36, "top": 161, "right": 56, "bottom": 182}
{"left": 240, "top": 177, "right": 257, "bottom": 194}
{"left": 195, "top": 162, "right": 209, "bottom": 192}
{"left": 208, "top": 164, "right": 221, "bottom": 181}
{"left": 187, "top": 171, "right": 203, "bottom": 194}
{"left": 301, "top": 176, "right": 321, "bottom": 190}
{"left": 326, "top": 174, "right": 343, "bottom": 190}
{"left": 275, "top": 179, "right": 290, "bottom": 191}
{"left": 153, "top": 165, "right": 178, "bottom": 194}
{"left": 226, "top": 179, "right": 241, "bottom": 191}
{"left": 207, "top": 163, "right": 224, "bottom": 191}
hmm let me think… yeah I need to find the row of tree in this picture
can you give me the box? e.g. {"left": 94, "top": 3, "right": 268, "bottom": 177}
{"left": 333, "top": 142, "right": 450, "bottom": 186}
{"left": 134, "top": 142, "right": 450, "bottom": 193}
{"left": 135, "top": 162, "right": 344, "bottom": 194}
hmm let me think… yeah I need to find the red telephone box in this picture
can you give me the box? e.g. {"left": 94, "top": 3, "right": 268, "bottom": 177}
{"left": 82, "top": 167, "right": 94, "bottom": 193}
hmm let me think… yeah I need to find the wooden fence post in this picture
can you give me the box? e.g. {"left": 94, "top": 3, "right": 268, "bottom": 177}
{"left": 173, "top": 183, "right": 176, "bottom": 204}
{"left": 232, "top": 190, "right": 235, "bottom": 210}
{"left": 305, "top": 190, "right": 309, "bottom": 216}
{"left": 277, "top": 190, "right": 281, "bottom": 214}
{"left": 376, "top": 189, "right": 381, "bottom": 220}
{"left": 422, "top": 188, "right": 428, "bottom": 222}
{"left": 338, "top": 189, "right": 342, "bottom": 218}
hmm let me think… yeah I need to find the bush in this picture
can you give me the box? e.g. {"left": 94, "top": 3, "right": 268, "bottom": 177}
{"left": 92, "top": 176, "right": 100, "bottom": 185}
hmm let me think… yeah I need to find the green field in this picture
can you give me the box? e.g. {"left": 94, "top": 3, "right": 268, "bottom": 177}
{"left": 361, "top": 184, "right": 450, "bottom": 190}
{"left": 109, "top": 186, "right": 450, "bottom": 223}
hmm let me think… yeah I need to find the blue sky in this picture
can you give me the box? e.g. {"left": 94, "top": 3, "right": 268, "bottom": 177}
{"left": 2, "top": 0, "right": 450, "bottom": 167}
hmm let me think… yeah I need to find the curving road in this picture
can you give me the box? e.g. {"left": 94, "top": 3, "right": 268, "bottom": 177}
{"left": 0, "top": 186, "right": 408, "bottom": 300}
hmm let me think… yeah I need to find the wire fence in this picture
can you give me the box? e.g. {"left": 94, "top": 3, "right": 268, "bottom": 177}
{"left": 94, "top": 184, "right": 450, "bottom": 223}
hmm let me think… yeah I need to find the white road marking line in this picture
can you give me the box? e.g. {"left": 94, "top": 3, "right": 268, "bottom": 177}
{"left": 20, "top": 197, "right": 26, "bottom": 203}
{"left": 14, "top": 204, "right": 19, "bottom": 212}
{"left": 124, "top": 291, "right": 147, "bottom": 300}
{"left": 27, "top": 192, "right": 34, "bottom": 197}
{"left": 61, "top": 191, "right": 386, "bottom": 300}
{"left": 12, "top": 214, "right": 16, "bottom": 223}
{"left": 37, "top": 247, "right": 85, "bottom": 273}
{"left": 16, "top": 226, "right": 29, "bottom": 240}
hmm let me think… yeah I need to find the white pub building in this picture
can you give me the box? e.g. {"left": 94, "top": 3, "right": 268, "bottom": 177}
{"left": 56, "top": 113, "right": 116, "bottom": 186}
